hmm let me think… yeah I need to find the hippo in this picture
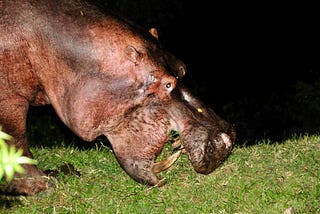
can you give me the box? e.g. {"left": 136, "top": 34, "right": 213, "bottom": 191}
{"left": 0, "top": 0, "right": 236, "bottom": 195}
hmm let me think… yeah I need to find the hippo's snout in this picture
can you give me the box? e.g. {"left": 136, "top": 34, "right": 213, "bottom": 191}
{"left": 166, "top": 85, "right": 236, "bottom": 176}
{"left": 192, "top": 133, "right": 233, "bottom": 174}
{"left": 175, "top": 112, "right": 235, "bottom": 175}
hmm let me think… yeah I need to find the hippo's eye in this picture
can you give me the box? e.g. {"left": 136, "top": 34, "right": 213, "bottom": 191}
{"left": 166, "top": 83, "right": 172, "bottom": 89}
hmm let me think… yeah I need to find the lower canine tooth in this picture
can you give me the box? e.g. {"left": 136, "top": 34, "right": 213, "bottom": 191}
{"left": 152, "top": 150, "right": 182, "bottom": 174}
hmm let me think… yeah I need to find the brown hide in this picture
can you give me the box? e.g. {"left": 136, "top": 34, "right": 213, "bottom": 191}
{"left": 0, "top": 0, "right": 235, "bottom": 195}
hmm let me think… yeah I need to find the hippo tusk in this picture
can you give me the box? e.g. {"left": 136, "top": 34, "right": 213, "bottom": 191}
{"left": 152, "top": 149, "right": 182, "bottom": 174}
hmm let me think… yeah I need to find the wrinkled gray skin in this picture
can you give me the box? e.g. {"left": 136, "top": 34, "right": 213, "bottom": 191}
{"left": 0, "top": 0, "right": 235, "bottom": 195}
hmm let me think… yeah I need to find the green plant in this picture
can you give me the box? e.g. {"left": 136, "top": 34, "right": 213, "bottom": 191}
{"left": 0, "top": 126, "right": 37, "bottom": 182}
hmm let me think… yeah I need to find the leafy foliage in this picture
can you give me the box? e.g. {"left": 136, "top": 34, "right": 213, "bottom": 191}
{"left": 0, "top": 127, "right": 37, "bottom": 182}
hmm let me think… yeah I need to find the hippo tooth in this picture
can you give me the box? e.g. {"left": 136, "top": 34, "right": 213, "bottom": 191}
{"left": 171, "top": 138, "right": 181, "bottom": 149}
{"left": 221, "top": 133, "right": 232, "bottom": 148}
{"left": 152, "top": 150, "right": 182, "bottom": 174}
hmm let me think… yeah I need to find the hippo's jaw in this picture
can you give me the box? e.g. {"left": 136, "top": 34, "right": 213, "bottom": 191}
{"left": 114, "top": 156, "right": 163, "bottom": 186}
{"left": 109, "top": 138, "right": 183, "bottom": 186}
{"left": 105, "top": 101, "right": 184, "bottom": 186}
{"left": 112, "top": 148, "right": 182, "bottom": 186}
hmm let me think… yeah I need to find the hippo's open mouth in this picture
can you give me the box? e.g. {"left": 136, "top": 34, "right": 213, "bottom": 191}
{"left": 151, "top": 129, "right": 233, "bottom": 183}
{"left": 152, "top": 130, "right": 184, "bottom": 175}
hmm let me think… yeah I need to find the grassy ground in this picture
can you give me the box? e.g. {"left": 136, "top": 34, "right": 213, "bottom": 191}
{"left": 0, "top": 134, "right": 319, "bottom": 213}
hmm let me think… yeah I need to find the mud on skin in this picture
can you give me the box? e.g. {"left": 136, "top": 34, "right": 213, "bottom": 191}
{"left": 0, "top": 0, "right": 236, "bottom": 196}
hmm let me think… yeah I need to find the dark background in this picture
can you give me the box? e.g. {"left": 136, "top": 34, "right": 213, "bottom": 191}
{"left": 29, "top": 1, "right": 320, "bottom": 146}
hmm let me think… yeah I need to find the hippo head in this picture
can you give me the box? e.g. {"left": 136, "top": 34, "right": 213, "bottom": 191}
{"left": 62, "top": 25, "right": 235, "bottom": 186}
{"left": 106, "top": 84, "right": 236, "bottom": 186}
{"left": 102, "top": 29, "right": 235, "bottom": 185}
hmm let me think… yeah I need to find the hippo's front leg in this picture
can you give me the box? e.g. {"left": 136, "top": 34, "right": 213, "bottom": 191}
{"left": 106, "top": 103, "right": 179, "bottom": 186}
{"left": 0, "top": 96, "right": 51, "bottom": 195}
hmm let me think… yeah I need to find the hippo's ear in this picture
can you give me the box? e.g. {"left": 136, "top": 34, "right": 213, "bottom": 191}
{"left": 149, "top": 28, "right": 159, "bottom": 40}
{"left": 125, "top": 46, "right": 143, "bottom": 65}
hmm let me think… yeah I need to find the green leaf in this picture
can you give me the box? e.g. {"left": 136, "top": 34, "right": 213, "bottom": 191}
{"left": 4, "top": 165, "right": 14, "bottom": 182}
{"left": 0, "top": 127, "right": 37, "bottom": 182}
{"left": 17, "top": 156, "right": 38, "bottom": 165}
{"left": 0, "top": 127, "right": 12, "bottom": 141}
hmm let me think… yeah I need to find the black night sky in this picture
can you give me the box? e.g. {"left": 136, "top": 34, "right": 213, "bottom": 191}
{"left": 162, "top": 2, "right": 319, "bottom": 99}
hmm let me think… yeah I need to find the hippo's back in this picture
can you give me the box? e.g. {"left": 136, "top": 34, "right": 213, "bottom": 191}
{"left": 0, "top": 0, "right": 101, "bottom": 104}
{"left": 1, "top": 0, "right": 99, "bottom": 43}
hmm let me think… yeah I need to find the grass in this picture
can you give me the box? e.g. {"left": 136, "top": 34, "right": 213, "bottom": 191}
{"left": 0, "top": 134, "right": 319, "bottom": 213}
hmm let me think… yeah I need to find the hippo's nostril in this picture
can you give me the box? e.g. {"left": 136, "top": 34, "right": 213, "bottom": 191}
{"left": 207, "top": 141, "right": 214, "bottom": 153}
